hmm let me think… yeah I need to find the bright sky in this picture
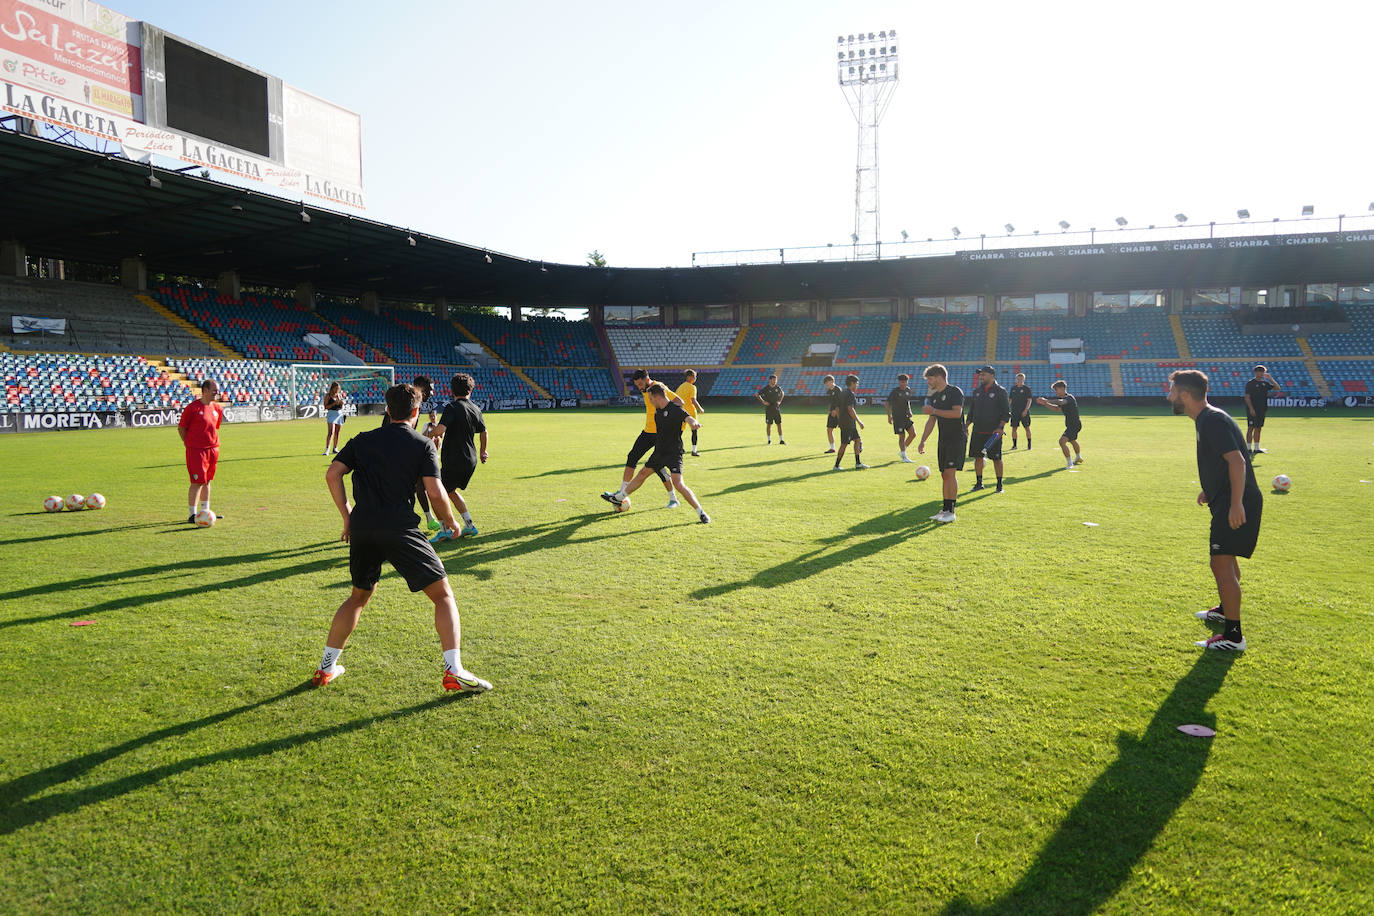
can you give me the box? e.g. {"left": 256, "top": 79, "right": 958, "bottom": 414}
{"left": 116, "top": 0, "right": 1374, "bottom": 269}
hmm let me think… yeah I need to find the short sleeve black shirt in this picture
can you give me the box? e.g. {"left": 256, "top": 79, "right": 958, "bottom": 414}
{"left": 1052, "top": 393, "right": 1080, "bottom": 425}
{"left": 1009, "top": 384, "right": 1033, "bottom": 412}
{"left": 1195, "top": 405, "right": 1260, "bottom": 506}
{"left": 827, "top": 386, "right": 845, "bottom": 414}
{"left": 1245, "top": 378, "right": 1276, "bottom": 413}
{"left": 335, "top": 422, "right": 441, "bottom": 530}
{"left": 838, "top": 388, "right": 859, "bottom": 427}
{"left": 887, "top": 387, "right": 914, "bottom": 419}
{"left": 654, "top": 402, "right": 690, "bottom": 453}
{"left": 759, "top": 384, "right": 783, "bottom": 405}
{"left": 438, "top": 398, "right": 486, "bottom": 469}
{"left": 929, "top": 385, "right": 966, "bottom": 444}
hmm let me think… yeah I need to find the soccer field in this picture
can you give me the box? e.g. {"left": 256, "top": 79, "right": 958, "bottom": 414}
{"left": 2, "top": 406, "right": 1371, "bottom": 914}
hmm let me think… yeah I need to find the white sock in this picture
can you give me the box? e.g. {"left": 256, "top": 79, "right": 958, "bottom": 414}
{"left": 320, "top": 646, "right": 343, "bottom": 671}
{"left": 617, "top": 484, "right": 628, "bottom": 497}
{"left": 442, "top": 648, "right": 462, "bottom": 674}
{"left": 198, "top": 500, "right": 210, "bottom": 512}
{"left": 188, "top": 502, "right": 197, "bottom": 515}
{"left": 461, "top": 511, "right": 473, "bottom": 524}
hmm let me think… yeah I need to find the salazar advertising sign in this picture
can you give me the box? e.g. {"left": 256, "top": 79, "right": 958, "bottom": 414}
{"left": 0, "top": 0, "right": 142, "bottom": 120}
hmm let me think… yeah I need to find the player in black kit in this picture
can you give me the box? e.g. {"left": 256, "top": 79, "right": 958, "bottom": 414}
{"left": 1243, "top": 365, "right": 1282, "bottom": 455}
{"left": 1168, "top": 369, "right": 1261, "bottom": 651}
{"left": 916, "top": 364, "right": 966, "bottom": 523}
{"left": 832, "top": 374, "right": 868, "bottom": 470}
{"left": 1008, "top": 372, "right": 1033, "bottom": 450}
{"left": 1037, "top": 380, "right": 1082, "bottom": 470}
{"left": 965, "top": 366, "right": 1010, "bottom": 492}
{"left": 611, "top": 383, "right": 709, "bottom": 523}
{"left": 822, "top": 374, "right": 843, "bottom": 453}
{"left": 427, "top": 373, "right": 486, "bottom": 542}
{"left": 886, "top": 373, "right": 917, "bottom": 463}
{"left": 758, "top": 374, "right": 785, "bottom": 444}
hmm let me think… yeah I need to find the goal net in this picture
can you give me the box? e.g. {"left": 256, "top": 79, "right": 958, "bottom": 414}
{"left": 289, "top": 364, "right": 395, "bottom": 416}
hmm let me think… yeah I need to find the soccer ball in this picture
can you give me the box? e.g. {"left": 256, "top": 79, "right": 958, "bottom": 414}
{"left": 65, "top": 493, "right": 86, "bottom": 511}
{"left": 44, "top": 495, "right": 63, "bottom": 512}
{"left": 1272, "top": 474, "right": 1291, "bottom": 493}
{"left": 85, "top": 493, "right": 106, "bottom": 510}
{"left": 614, "top": 495, "right": 631, "bottom": 514}
{"left": 915, "top": 465, "right": 931, "bottom": 481}
{"left": 195, "top": 508, "right": 217, "bottom": 527}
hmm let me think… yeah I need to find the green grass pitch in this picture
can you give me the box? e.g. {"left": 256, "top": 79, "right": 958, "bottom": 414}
{"left": 1, "top": 405, "right": 1372, "bottom": 914}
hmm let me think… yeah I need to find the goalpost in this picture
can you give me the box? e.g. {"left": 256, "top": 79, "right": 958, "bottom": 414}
{"left": 290, "top": 364, "right": 395, "bottom": 416}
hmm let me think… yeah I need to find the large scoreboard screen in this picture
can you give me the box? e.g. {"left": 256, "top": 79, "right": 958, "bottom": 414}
{"left": 163, "top": 36, "right": 270, "bottom": 157}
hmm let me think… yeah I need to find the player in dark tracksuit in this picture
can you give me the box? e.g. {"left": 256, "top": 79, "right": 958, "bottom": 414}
{"left": 1168, "top": 369, "right": 1262, "bottom": 651}
{"left": 964, "top": 366, "right": 1011, "bottom": 493}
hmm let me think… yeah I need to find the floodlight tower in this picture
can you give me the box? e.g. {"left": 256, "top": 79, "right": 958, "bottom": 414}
{"left": 837, "top": 30, "right": 899, "bottom": 259}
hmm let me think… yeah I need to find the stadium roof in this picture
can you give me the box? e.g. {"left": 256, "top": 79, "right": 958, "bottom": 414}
{"left": 3, "top": 128, "right": 1374, "bottom": 307}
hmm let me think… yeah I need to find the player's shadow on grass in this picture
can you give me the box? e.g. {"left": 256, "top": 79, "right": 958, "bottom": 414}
{"left": 0, "top": 520, "right": 177, "bottom": 546}
{"left": 713, "top": 453, "right": 827, "bottom": 471}
{"left": 0, "top": 542, "right": 339, "bottom": 630}
{"left": 513, "top": 445, "right": 756, "bottom": 479}
{"left": 704, "top": 467, "right": 851, "bottom": 498}
{"left": 0, "top": 684, "right": 473, "bottom": 836}
{"left": 690, "top": 502, "right": 943, "bottom": 598}
{"left": 137, "top": 454, "right": 312, "bottom": 469}
{"left": 437, "top": 511, "right": 642, "bottom": 578}
{"left": 939, "top": 653, "right": 1236, "bottom": 916}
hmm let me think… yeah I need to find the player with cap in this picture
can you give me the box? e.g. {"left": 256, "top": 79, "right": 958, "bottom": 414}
{"left": 965, "top": 366, "right": 1010, "bottom": 492}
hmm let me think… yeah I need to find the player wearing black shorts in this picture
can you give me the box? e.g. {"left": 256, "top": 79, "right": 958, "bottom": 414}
{"left": 832, "top": 374, "right": 868, "bottom": 470}
{"left": 1168, "top": 369, "right": 1262, "bottom": 651}
{"left": 1036, "top": 380, "right": 1082, "bottom": 470}
{"left": 428, "top": 373, "right": 487, "bottom": 542}
{"left": 757, "top": 374, "right": 785, "bottom": 444}
{"left": 917, "top": 364, "right": 966, "bottom": 523}
{"left": 965, "top": 366, "right": 1010, "bottom": 492}
{"left": 1008, "top": 372, "right": 1033, "bottom": 450}
{"left": 603, "top": 369, "right": 680, "bottom": 508}
{"left": 886, "top": 374, "right": 917, "bottom": 462}
{"left": 822, "top": 374, "right": 843, "bottom": 453}
{"left": 612, "top": 383, "right": 709, "bottom": 523}
{"left": 1244, "top": 365, "right": 1281, "bottom": 455}
{"left": 314, "top": 383, "right": 492, "bottom": 692}
{"left": 380, "top": 375, "right": 443, "bottom": 532}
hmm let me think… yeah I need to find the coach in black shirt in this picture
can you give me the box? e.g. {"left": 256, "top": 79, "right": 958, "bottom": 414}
{"left": 965, "top": 366, "right": 1010, "bottom": 492}
{"left": 1168, "top": 369, "right": 1261, "bottom": 652}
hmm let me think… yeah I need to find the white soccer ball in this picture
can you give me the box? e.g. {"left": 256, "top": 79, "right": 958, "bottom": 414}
{"left": 195, "top": 508, "right": 217, "bottom": 527}
{"left": 85, "top": 493, "right": 106, "bottom": 510}
{"left": 915, "top": 465, "right": 931, "bottom": 481}
{"left": 1272, "top": 474, "right": 1291, "bottom": 493}
{"left": 44, "top": 495, "right": 64, "bottom": 512}
{"left": 65, "top": 493, "right": 86, "bottom": 511}
{"left": 614, "top": 495, "right": 631, "bottom": 514}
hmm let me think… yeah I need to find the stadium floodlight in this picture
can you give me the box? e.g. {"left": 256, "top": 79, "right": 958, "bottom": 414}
{"left": 1115, "top": 216, "right": 1128, "bottom": 226}
{"left": 406, "top": 234, "right": 416, "bottom": 247}
{"left": 1237, "top": 209, "right": 1250, "bottom": 219}
{"left": 900, "top": 229, "right": 908, "bottom": 240}
{"left": 145, "top": 166, "right": 162, "bottom": 190}
{"left": 1368, "top": 202, "right": 1374, "bottom": 212}
{"left": 298, "top": 207, "right": 311, "bottom": 224}
{"left": 1004, "top": 223, "right": 1015, "bottom": 234}
{"left": 484, "top": 251, "right": 493, "bottom": 263}
{"left": 837, "top": 29, "right": 898, "bottom": 259}
{"left": 230, "top": 203, "right": 244, "bottom": 213}
{"left": 951, "top": 227, "right": 960, "bottom": 237}
{"left": 1174, "top": 213, "right": 1187, "bottom": 223}
{"left": 1058, "top": 220, "right": 1070, "bottom": 231}
{"left": 1301, "top": 205, "right": 1315, "bottom": 216}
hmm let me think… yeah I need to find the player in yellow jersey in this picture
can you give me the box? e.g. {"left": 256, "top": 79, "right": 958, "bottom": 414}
{"left": 676, "top": 369, "right": 705, "bottom": 456}
{"left": 601, "top": 369, "right": 683, "bottom": 508}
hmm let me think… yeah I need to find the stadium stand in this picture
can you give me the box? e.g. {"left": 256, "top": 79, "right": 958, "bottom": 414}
{"left": 393, "top": 364, "right": 537, "bottom": 401}
{"left": 1180, "top": 315, "right": 1303, "bottom": 358}
{"left": 1, "top": 278, "right": 221, "bottom": 357}
{"left": 894, "top": 315, "right": 987, "bottom": 363}
{"left": 734, "top": 317, "right": 892, "bottom": 364}
{"left": 319, "top": 304, "right": 476, "bottom": 366}
{"left": 1316, "top": 360, "right": 1374, "bottom": 396}
{"left": 457, "top": 313, "right": 603, "bottom": 366}
{"left": 604, "top": 326, "right": 739, "bottom": 368}
{"left": 2, "top": 352, "right": 191, "bottom": 412}
{"left": 522, "top": 367, "right": 619, "bottom": 400}
{"left": 996, "top": 311, "right": 1177, "bottom": 361}
{"left": 1121, "top": 361, "right": 1319, "bottom": 399}
{"left": 1306, "top": 303, "right": 1374, "bottom": 356}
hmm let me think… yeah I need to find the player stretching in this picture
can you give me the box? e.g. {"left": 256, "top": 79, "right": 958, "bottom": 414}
{"left": 677, "top": 369, "right": 705, "bottom": 457}
{"left": 602, "top": 369, "right": 680, "bottom": 508}
{"left": 965, "top": 366, "right": 1010, "bottom": 493}
{"left": 822, "top": 374, "right": 842, "bottom": 453}
{"left": 313, "top": 383, "right": 492, "bottom": 691}
{"left": 758, "top": 374, "right": 785, "bottom": 444}
{"left": 178, "top": 378, "right": 223, "bottom": 524}
{"left": 1244, "top": 365, "right": 1281, "bottom": 455}
{"left": 832, "top": 374, "right": 868, "bottom": 470}
{"left": 1168, "top": 369, "right": 1262, "bottom": 651}
{"left": 1008, "top": 372, "right": 1033, "bottom": 449}
{"left": 917, "top": 364, "right": 965, "bottom": 523}
{"left": 886, "top": 373, "right": 917, "bottom": 462}
{"left": 1036, "top": 380, "right": 1083, "bottom": 470}
{"left": 428, "top": 373, "right": 486, "bottom": 542}
{"left": 610, "top": 383, "right": 709, "bottom": 523}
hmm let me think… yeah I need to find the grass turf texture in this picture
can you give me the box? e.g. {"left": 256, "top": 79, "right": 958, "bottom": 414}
{"left": 1, "top": 406, "right": 1371, "bottom": 914}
